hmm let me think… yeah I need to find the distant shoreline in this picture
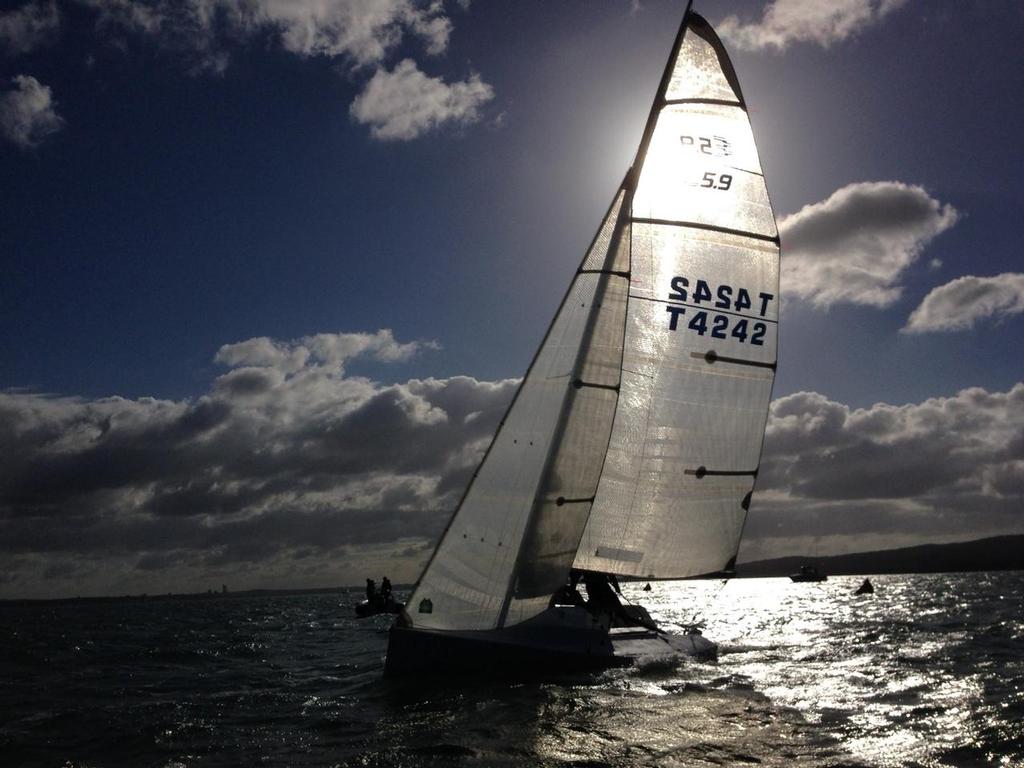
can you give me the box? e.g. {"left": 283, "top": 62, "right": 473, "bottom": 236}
{"left": 0, "top": 585, "right": 369, "bottom": 607}
{"left": 734, "top": 533, "right": 1024, "bottom": 579}
{"left": 3, "top": 534, "right": 1021, "bottom": 604}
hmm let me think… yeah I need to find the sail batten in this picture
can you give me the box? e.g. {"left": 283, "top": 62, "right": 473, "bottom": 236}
{"left": 664, "top": 98, "right": 744, "bottom": 107}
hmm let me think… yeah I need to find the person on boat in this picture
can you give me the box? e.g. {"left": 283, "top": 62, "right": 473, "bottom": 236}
{"left": 552, "top": 570, "right": 586, "bottom": 607}
{"left": 583, "top": 571, "right": 623, "bottom": 616}
{"left": 381, "top": 576, "right": 393, "bottom": 603}
{"left": 366, "top": 578, "right": 377, "bottom": 603}
{"left": 582, "top": 571, "right": 660, "bottom": 631}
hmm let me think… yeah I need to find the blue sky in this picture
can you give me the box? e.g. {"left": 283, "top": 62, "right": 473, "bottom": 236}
{"left": 1, "top": 0, "right": 1022, "bottom": 598}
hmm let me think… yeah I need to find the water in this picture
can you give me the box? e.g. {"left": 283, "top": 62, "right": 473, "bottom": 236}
{"left": 1, "top": 573, "right": 1021, "bottom": 767}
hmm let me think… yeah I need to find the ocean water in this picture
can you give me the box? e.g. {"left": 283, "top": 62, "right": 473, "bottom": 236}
{"left": 1, "top": 572, "right": 1021, "bottom": 767}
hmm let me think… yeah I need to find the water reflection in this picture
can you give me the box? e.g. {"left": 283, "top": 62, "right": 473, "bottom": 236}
{"left": 621, "top": 573, "right": 1022, "bottom": 767}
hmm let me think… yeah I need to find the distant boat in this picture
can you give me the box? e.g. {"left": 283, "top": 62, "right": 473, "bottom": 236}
{"left": 854, "top": 577, "right": 874, "bottom": 595}
{"left": 790, "top": 565, "right": 827, "bottom": 583}
{"left": 385, "top": 3, "right": 780, "bottom": 677}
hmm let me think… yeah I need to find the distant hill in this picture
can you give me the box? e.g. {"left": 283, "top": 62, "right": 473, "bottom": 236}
{"left": 737, "top": 534, "right": 1024, "bottom": 578}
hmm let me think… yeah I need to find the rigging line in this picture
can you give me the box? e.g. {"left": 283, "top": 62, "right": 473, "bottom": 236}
{"left": 722, "top": 166, "right": 765, "bottom": 177}
{"left": 621, "top": 367, "right": 655, "bottom": 379}
{"left": 685, "top": 578, "right": 731, "bottom": 632}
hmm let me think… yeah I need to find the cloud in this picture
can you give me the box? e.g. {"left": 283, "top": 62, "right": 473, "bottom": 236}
{"left": 237, "top": 0, "right": 451, "bottom": 63}
{"left": 0, "top": 74, "right": 64, "bottom": 148}
{"left": 718, "top": 0, "right": 907, "bottom": 52}
{"left": 740, "top": 383, "right": 1024, "bottom": 560}
{"left": 71, "top": 1, "right": 495, "bottom": 138}
{"left": 903, "top": 273, "right": 1024, "bottom": 333}
{"left": 780, "top": 181, "right": 958, "bottom": 308}
{"left": 0, "top": 329, "right": 519, "bottom": 597}
{"left": 350, "top": 58, "right": 493, "bottom": 140}
{"left": 81, "top": 0, "right": 454, "bottom": 73}
{"left": 215, "top": 329, "right": 437, "bottom": 372}
{"left": 0, "top": 0, "right": 59, "bottom": 56}
{"left": 3, "top": 325, "right": 1022, "bottom": 595}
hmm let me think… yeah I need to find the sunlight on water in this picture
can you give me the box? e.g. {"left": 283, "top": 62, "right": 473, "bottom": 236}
{"left": 622, "top": 573, "right": 1024, "bottom": 768}
{"left": 1, "top": 575, "right": 1020, "bottom": 767}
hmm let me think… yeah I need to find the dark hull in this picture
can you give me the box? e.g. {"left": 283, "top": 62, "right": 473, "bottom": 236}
{"left": 386, "top": 622, "right": 619, "bottom": 678}
{"left": 355, "top": 599, "right": 404, "bottom": 618}
{"left": 384, "top": 607, "right": 716, "bottom": 678}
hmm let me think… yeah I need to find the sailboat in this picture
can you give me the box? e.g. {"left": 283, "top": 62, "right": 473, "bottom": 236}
{"left": 386, "top": 4, "right": 779, "bottom": 676}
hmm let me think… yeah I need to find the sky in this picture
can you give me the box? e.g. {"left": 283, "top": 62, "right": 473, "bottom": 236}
{"left": 1, "top": 0, "right": 1022, "bottom": 599}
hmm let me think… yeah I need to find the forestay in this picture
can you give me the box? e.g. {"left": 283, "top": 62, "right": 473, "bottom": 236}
{"left": 574, "top": 13, "right": 779, "bottom": 580}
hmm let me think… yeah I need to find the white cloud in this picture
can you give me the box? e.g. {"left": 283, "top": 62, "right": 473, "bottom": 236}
{"left": 215, "top": 329, "right": 436, "bottom": 372}
{"left": 742, "top": 383, "right": 1024, "bottom": 559}
{"left": 0, "top": 74, "right": 64, "bottom": 148}
{"left": 350, "top": 58, "right": 493, "bottom": 140}
{"left": 3, "top": 325, "right": 1022, "bottom": 594}
{"left": 73, "top": 1, "right": 495, "bottom": 138}
{"left": 0, "top": 0, "right": 59, "bottom": 56}
{"left": 225, "top": 0, "right": 452, "bottom": 63}
{"left": 81, "top": 0, "right": 453, "bottom": 72}
{"left": 904, "top": 273, "right": 1024, "bottom": 333}
{"left": 780, "top": 181, "right": 958, "bottom": 308}
{"left": 718, "top": 0, "right": 907, "bottom": 52}
{"left": 0, "top": 329, "right": 520, "bottom": 596}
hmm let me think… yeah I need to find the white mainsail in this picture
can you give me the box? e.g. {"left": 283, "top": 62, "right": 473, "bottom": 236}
{"left": 575, "top": 13, "right": 779, "bottom": 580}
{"left": 404, "top": 9, "right": 778, "bottom": 633}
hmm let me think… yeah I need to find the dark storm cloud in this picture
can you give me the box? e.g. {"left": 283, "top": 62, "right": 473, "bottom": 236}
{"left": 745, "top": 383, "right": 1024, "bottom": 557}
{"left": 0, "top": 331, "right": 517, "bottom": 579}
{"left": 4, "top": 327, "right": 1021, "bottom": 593}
